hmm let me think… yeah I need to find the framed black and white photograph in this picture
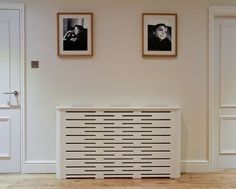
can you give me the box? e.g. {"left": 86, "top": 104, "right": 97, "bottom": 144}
{"left": 142, "top": 13, "right": 177, "bottom": 57}
{"left": 57, "top": 13, "right": 93, "bottom": 56}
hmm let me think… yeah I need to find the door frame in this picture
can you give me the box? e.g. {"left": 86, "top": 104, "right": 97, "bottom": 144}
{"left": 209, "top": 6, "right": 236, "bottom": 171}
{"left": 0, "top": 3, "right": 25, "bottom": 173}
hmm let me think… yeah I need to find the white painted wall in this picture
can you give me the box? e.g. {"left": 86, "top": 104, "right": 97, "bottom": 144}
{"left": 1, "top": 0, "right": 236, "bottom": 172}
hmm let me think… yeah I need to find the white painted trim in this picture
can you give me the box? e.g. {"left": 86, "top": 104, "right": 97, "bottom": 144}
{"left": 23, "top": 160, "right": 210, "bottom": 174}
{"left": 0, "top": 3, "right": 24, "bottom": 10}
{"left": 220, "top": 150, "right": 236, "bottom": 155}
{"left": 0, "top": 105, "right": 10, "bottom": 109}
{"left": 181, "top": 160, "right": 210, "bottom": 173}
{"left": 56, "top": 105, "right": 181, "bottom": 110}
{"left": 209, "top": 6, "right": 214, "bottom": 173}
{"left": 209, "top": 6, "right": 236, "bottom": 172}
{"left": 0, "top": 117, "right": 11, "bottom": 121}
{"left": 220, "top": 116, "right": 236, "bottom": 119}
{"left": 25, "top": 160, "right": 56, "bottom": 164}
{"left": 19, "top": 4, "right": 25, "bottom": 175}
{"left": 19, "top": 4, "right": 26, "bottom": 174}
{"left": 0, "top": 153, "right": 10, "bottom": 158}
{"left": 22, "top": 160, "right": 211, "bottom": 174}
{"left": 22, "top": 162, "right": 56, "bottom": 173}
{"left": 220, "top": 105, "right": 236, "bottom": 108}
{"left": 20, "top": 160, "right": 212, "bottom": 173}
{"left": 22, "top": 161, "right": 56, "bottom": 173}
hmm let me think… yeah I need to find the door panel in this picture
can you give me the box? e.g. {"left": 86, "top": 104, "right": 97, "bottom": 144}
{"left": 0, "top": 9, "right": 21, "bottom": 173}
{"left": 0, "top": 117, "right": 10, "bottom": 158}
{"left": 213, "top": 17, "right": 236, "bottom": 169}
{"left": 220, "top": 25, "right": 236, "bottom": 106}
{"left": 220, "top": 117, "right": 236, "bottom": 154}
{"left": 0, "top": 20, "right": 10, "bottom": 105}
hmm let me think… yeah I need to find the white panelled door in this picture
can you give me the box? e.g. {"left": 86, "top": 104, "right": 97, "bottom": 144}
{"left": 0, "top": 8, "right": 21, "bottom": 173}
{"left": 213, "top": 16, "right": 236, "bottom": 169}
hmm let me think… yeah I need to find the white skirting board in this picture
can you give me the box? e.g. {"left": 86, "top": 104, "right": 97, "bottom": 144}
{"left": 56, "top": 106, "right": 181, "bottom": 179}
{"left": 181, "top": 160, "right": 210, "bottom": 173}
{"left": 21, "top": 160, "right": 210, "bottom": 174}
{"left": 22, "top": 161, "right": 56, "bottom": 173}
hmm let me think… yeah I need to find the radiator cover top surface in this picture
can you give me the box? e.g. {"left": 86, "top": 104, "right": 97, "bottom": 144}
{"left": 56, "top": 107, "right": 181, "bottom": 179}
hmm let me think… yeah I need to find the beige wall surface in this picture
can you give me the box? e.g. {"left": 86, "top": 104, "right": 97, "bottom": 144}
{"left": 1, "top": 0, "right": 236, "bottom": 172}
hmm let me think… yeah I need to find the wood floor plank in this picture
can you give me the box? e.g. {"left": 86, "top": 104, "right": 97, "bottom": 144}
{"left": 0, "top": 170, "right": 236, "bottom": 189}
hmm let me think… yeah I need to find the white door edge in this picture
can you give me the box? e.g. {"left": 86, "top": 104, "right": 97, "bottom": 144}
{"left": 209, "top": 6, "right": 236, "bottom": 172}
{"left": 0, "top": 3, "right": 25, "bottom": 173}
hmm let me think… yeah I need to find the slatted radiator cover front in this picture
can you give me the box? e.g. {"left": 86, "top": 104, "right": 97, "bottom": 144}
{"left": 56, "top": 106, "right": 181, "bottom": 179}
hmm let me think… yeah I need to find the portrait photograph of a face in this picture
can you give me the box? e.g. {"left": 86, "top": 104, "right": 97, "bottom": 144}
{"left": 57, "top": 13, "right": 93, "bottom": 56}
{"left": 142, "top": 13, "right": 177, "bottom": 57}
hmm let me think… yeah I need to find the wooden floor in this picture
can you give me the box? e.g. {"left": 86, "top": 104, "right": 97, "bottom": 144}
{"left": 1, "top": 171, "right": 236, "bottom": 189}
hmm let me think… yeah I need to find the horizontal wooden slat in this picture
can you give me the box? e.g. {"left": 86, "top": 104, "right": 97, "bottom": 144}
{"left": 65, "top": 144, "right": 171, "bottom": 151}
{"left": 65, "top": 160, "right": 171, "bottom": 167}
{"left": 65, "top": 167, "right": 170, "bottom": 175}
{"left": 65, "top": 151, "right": 171, "bottom": 159}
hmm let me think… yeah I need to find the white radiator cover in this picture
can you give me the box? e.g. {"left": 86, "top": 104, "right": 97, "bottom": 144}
{"left": 56, "top": 106, "right": 181, "bottom": 179}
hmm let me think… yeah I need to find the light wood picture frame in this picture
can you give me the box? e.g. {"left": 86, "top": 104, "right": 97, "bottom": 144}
{"left": 142, "top": 13, "right": 177, "bottom": 57}
{"left": 57, "top": 12, "right": 93, "bottom": 57}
